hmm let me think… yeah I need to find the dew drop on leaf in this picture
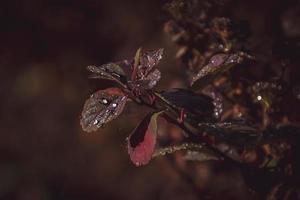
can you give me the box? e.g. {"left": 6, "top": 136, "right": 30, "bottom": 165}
{"left": 80, "top": 88, "right": 127, "bottom": 132}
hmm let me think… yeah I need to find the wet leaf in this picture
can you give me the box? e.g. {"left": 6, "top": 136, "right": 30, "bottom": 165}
{"left": 145, "top": 69, "right": 161, "bottom": 89}
{"left": 128, "top": 112, "right": 162, "bottom": 166}
{"left": 202, "top": 86, "right": 224, "bottom": 119}
{"left": 191, "top": 52, "right": 253, "bottom": 86}
{"left": 158, "top": 88, "right": 214, "bottom": 118}
{"left": 190, "top": 53, "right": 228, "bottom": 86}
{"left": 153, "top": 143, "right": 205, "bottom": 157}
{"left": 129, "top": 69, "right": 161, "bottom": 90}
{"left": 184, "top": 150, "right": 221, "bottom": 162}
{"left": 80, "top": 88, "right": 127, "bottom": 132}
{"left": 153, "top": 143, "right": 223, "bottom": 163}
{"left": 141, "top": 49, "right": 163, "bottom": 73}
{"left": 87, "top": 63, "right": 127, "bottom": 86}
{"left": 137, "top": 48, "right": 163, "bottom": 79}
{"left": 115, "top": 59, "right": 134, "bottom": 77}
{"left": 197, "top": 121, "right": 261, "bottom": 147}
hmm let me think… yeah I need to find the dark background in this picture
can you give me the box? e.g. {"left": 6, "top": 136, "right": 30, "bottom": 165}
{"left": 0, "top": 0, "right": 197, "bottom": 199}
{"left": 0, "top": 0, "right": 299, "bottom": 200}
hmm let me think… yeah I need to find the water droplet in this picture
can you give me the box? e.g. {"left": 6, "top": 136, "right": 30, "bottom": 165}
{"left": 93, "top": 120, "right": 99, "bottom": 125}
{"left": 102, "top": 99, "right": 108, "bottom": 104}
{"left": 112, "top": 73, "right": 120, "bottom": 78}
{"left": 209, "top": 54, "right": 227, "bottom": 66}
{"left": 257, "top": 95, "right": 262, "bottom": 101}
{"left": 112, "top": 103, "right": 117, "bottom": 107}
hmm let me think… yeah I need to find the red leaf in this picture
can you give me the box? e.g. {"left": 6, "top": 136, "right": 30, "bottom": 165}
{"left": 128, "top": 112, "right": 161, "bottom": 166}
{"left": 140, "top": 48, "right": 163, "bottom": 76}
{"left": 133, "top": 48, "right": 163, "bottom": 80}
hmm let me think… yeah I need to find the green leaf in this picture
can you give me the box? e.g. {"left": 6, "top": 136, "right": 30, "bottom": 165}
{"left": 134, "top": 47, "right": 142, "bottom": 69}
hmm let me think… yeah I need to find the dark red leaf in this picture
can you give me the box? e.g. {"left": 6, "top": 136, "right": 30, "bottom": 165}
{"left": 191, "top": 52, "right": 253, "bottom": 86}
{"left": 87, "top": 63, "right": 127, "bottom": 87}
{"left": 128, "top": 112, "right": 161, "bottom": 166}
{"left": 202, "top": 86, "right": 224, "bottom": 119}
{"left": 140, "top": 48, "right": 163, "bottom": 75}
{"left": 130, "top": 69, "right": 161, "bottom": 90}
{"left": 190, "top": 53, "right": 228, "bottom": 85}
{"left": 158, "top": 89, "right": 214, "bottom": 118}
{"left": 134, "top": 48, "right": 163, "bottom": 80}
{"left": 144, "top": 69, "right": 161, "bottom": 89}
{"left": 80, "top": 88, "right": 127, "bottom": 132}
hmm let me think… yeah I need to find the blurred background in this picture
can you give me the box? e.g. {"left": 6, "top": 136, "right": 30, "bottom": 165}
{"left": 0, "top": 0, "right": 299, "bottom": 199}
{"left": 0, "top": 0, "right": 197, "bottom": 199}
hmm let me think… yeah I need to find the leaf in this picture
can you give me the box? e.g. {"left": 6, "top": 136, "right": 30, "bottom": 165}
{"left": 202, "top": 86, "right": 223, "bottom": 119}
{"left": 135, "top": 69, "right": 162, "bottom": 89}
{"left": 190, "top": 53, "right": 228, "bottom": 86}
{"left": 128, "top": 69, "right": 161, "bottom": 91}
{"left": 128, "top": 112, "right": 162, "bottom": 166}
{"left": 153, "top": 143, "right": 205, "bottom": 157}
{"left": 158, "top": 89, "right": 214, "bottom": 118}
{"left": 80, "top": 88, "right": 127, "bottom": 132}
{"left": 141, "top": 48, "right": 163, "bottom": 73}
{"left": 115, "top": 59, "right": 134, "bottom": 77}
{"left": 152, "top": 143, "right": 223, "bottom": 162}
{"left": 191, "top": 52, "right": 253, "bottom": 86}
{"left": 184, "top": 151, "right": 221, "bottom": 162}
{"left": 131, "top": 48, "right": 143, "bottom": 81}
{"left": 197, "top": 121, "right": 261, "bottom": 147}
{"left": 137, "top": 48, "right": 164, "bottom": 79}
{"left": 134, "top": 47, "right": 142, "bottom": 69}
{"left": 87, "top": 63, "right": 127, "bottom": 86}
{"left": 144, "top": 69, "right": 161, "bottom": 89}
